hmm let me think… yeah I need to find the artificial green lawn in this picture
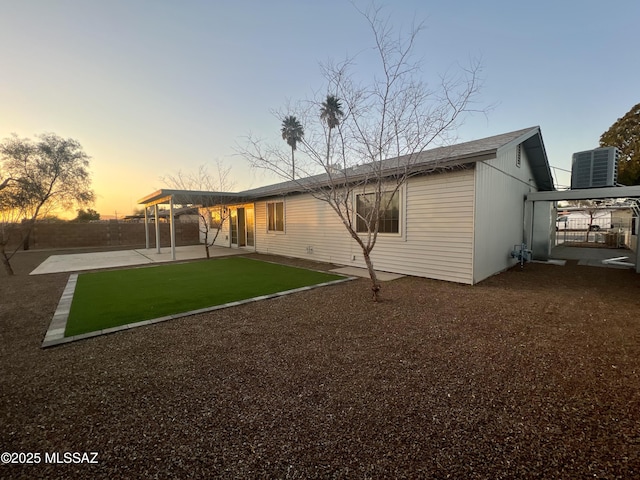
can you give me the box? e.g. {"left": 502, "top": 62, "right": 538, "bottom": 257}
{"left": 65, "top": 257, "right": 344, "bottom": 336}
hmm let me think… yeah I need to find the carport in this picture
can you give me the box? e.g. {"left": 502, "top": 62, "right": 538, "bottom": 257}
{"left": 137, "top": 189, "right": 241, "bottom": 260}
{"left": 526, "top": 185, "right": 640, "bottom": 273}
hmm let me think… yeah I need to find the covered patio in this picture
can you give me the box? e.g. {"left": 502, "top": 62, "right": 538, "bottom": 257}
{"left": 137, "top": 189, "right": 242, "bottom": 260}
{"left": 527, "top": 185, "right": 640, "bottom": 273}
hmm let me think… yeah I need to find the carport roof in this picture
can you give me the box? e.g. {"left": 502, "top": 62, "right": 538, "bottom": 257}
{"left": 138, "top": 189, "right": 244, "bottom": 207}
{"left": 527, "top": 185, "right": 640, "bottom": 202}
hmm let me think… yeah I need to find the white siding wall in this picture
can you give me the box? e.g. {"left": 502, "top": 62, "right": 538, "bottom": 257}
{"left": 254, "top": 195, "right": 354, "bottom": 264}
{"left": 473, "top": 145, "right": 536, "bottom": 283}
{"left": 214, "top": 214, "right": 231, "bottom": 247}
{"left": 253, "top": 168, "right": 476, "bottom": 284}
{"left": 199, "top": 207, "right": 231, "bottom": 247}
{"left": 395, "top": 169, "right": 475, "bottom": 283}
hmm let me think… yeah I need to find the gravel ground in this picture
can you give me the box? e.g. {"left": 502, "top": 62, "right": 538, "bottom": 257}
{"left": 1, "top": 249, "right": 639, "bottom": 479}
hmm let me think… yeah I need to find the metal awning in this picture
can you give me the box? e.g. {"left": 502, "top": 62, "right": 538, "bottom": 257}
{"left": 527, "top": 185, "right": 640, "bottom": 202}
{"left": 138, "top": 189, "right": 242, "bottom": 207}
{"left": 136, "top": 189, "right": 242, "bottom": 261}
{"left": 527, "top": 185, "right": 640, "bottom": 273}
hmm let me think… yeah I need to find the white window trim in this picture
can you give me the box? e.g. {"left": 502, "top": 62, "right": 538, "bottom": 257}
{"left": 353, "top": 186, "right": 404, "bottom": 237}
{"left": 266, "top": 199, "right": 286, "bottom": 234}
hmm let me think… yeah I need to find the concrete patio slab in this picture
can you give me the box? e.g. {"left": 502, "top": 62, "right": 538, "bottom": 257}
{"left": 330, "top": 266, "right": 404, "bottom": 281}
{"left": 30, "top": 245, "right": 245, "bottom": 275}
{"left": 31, "top": 250, "right": 152, "bottom": 275}
{"left": 550, "top": 245, "right": 636, "bottom": 269}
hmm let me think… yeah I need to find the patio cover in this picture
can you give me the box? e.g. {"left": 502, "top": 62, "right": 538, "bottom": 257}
{"left": 137, "top": 189, "right": 242, "bottom": 260}
{"left": 526, "top": 185, "right": 640, "bottom": 273}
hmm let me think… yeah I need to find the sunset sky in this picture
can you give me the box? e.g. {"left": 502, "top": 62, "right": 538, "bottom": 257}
{"left": 1, "top": 0, "right": 638, "bottom": 219}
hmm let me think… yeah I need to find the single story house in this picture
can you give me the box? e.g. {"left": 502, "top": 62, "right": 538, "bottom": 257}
{"left": 139, "top": 126, "right": 555, "bottom": 284}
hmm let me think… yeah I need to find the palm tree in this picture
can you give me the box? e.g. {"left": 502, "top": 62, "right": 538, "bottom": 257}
{"left": 281, "top": 115, "right": 304, "bottom": 179}
{"left": 320, "top": 95, "right": 344, "bottom": 166}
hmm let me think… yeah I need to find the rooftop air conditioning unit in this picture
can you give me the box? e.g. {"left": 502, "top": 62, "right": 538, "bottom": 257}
{"left": 570, "top": 147, "right": 620, "bottom": 189}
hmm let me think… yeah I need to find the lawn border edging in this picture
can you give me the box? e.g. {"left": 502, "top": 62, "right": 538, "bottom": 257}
{"left": 41, "top": 272, "right": 355, "bottom": 348}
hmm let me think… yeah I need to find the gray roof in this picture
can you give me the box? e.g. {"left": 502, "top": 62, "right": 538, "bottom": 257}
{"left": 139, "top": 127, "right": 554, "bottom": 206}
{"left": 239, "top": 126, "right": 554, "bottom": 198}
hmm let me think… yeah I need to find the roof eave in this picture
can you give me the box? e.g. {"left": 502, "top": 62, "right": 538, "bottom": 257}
{"left": 240, "top": 149, "right": 499, "bottom": 201}
{"left": 137, "top": 189, "right": 242, "bottom": 207}
{"left": 497, "top": 127, "right": 554, "bottom": 192}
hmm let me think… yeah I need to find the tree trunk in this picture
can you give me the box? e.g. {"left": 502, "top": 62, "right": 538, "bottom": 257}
{"left": 207, "top": 212, "right": 225, "bottom": 259}
{"left": 200, "top": 212, "right": 211, "bottom": 259}
{"left": 203, "top": 229, "right": 211, "bottom": 259}
{"left": 291, "top": 145, "right": 296, "bottom": 179}
{"left": 362, "top": 249, "right": 381, "bottom": 301}
{"left": 1, "top": 245, "right": 15, "bottom": 276}
{"left": 333, "top": 206, "right": 382, "bottom": 302}
{"left": 585, "top": 216, "right": 593, "bottom": 243}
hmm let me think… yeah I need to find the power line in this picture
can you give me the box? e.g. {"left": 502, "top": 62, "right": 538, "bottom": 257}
{"left": 478, "top": 160, "right": 537, "bottom": 189}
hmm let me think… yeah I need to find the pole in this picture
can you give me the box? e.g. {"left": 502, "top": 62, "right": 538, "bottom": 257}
{"left": 144, "top": 206, "right": 149, "bottom": 249}
{"left": 169, "top": 196, "right": 176, "bottom": 261}
{"left": 154, "top": 204, "right": 161, "bottom": 254}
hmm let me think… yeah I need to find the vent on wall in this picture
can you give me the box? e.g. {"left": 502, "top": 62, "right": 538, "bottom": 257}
{"left": 570, "top": 147, "right": 620, "bottom": 189}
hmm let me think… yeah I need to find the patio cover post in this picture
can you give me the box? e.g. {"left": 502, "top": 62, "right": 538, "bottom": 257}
{"left": 169, "top": 196, "right": 176, "bottom": 261}
{"left": 144, "top": 206, "right": 149, "bottom": 249}
{"left": 154, "top": 204, "right": 161, "bottom": 254}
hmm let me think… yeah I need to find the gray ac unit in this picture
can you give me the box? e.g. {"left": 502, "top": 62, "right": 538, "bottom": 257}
{"left": 570, "top": 147, "right": 620, "bottom": 189}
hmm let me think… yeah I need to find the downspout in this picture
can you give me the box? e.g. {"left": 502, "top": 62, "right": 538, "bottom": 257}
{"left": 525, "top": 176, "right": 536, "bottom": 252}
{"left": 528, "top": 199, "right": 535, "bottom": 250}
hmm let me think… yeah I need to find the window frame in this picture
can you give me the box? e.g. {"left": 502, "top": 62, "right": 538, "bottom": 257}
{"left": 354, "top": 189, "right": 402, "bottom": 236}
{"left": 266, "top": 200, "right": 285, "bottom": 233}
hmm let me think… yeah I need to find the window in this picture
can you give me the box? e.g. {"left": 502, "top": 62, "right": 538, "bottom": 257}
{"left": 208, "top": 207, "right": 223, "bottom": 229}
{"left": 267, "top": 201, "right": 284, "bottom": 232}
{"left": 356, "top": 191, "right": 400, "bottom": 234}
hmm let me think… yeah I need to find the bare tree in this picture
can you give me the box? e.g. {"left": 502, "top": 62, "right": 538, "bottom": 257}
{"left": 0, "top": 183, "right": 28, "bottom": 275}
{"left": 0, "top": 177, "right": 12, "bottom": 191}
{"left": 239, "top": 6, "right": 482, "bottom": 301}
{"left": 568, "top": 200, "right": 610, "bottom": 242}
{"left": 160, "top": 161, "right": 235, "bottom": 259}
{"left": 0, "top": 133, "right": 94, "bottom": 275}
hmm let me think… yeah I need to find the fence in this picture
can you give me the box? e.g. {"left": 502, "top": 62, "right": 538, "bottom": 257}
{"left": 5, "top": 221, "right": 200, "bottom": 250}
{"left": 554, "top": 217, "right": 634, "bottom": 248}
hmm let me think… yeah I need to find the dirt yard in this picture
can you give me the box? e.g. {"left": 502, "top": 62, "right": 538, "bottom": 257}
{"left": 1, "top": 249, "right": 639, "bottom": 479}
